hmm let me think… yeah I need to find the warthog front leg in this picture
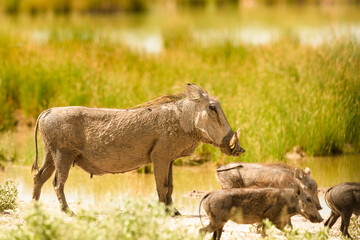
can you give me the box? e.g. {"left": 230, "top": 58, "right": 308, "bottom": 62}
{"left": 150, "top": 138, "right": 178, "bottom": 210}
{"left": 153, "top": 160, "right": 172, "bottom": 204}
{"left": 153, "top": 155, "right": 182, "bottom": 216}
{"left": 166, "top": 161, "right": 174, "bottom": 204}
{"left": 166, "top": 161, "right": 181, "bottom": 215}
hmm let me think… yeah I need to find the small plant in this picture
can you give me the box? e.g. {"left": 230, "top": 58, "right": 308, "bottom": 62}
{"left": 348, "top": 216, "right": 360, "bottom": 239}
{"left": 0, "top": 179, "right": 18, "bottom": 213}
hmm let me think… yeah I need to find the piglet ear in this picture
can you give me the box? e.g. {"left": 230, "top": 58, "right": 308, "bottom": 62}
{"left": 186, "top": 83, "right": 209, "bottom": 102}
{"left": 294, "top": 184, "right": 302, "bottom": 196}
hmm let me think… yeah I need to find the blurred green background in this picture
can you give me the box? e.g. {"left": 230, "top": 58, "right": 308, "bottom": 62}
{"left": 0, "top": 0, "right": 359, "bottom": 166}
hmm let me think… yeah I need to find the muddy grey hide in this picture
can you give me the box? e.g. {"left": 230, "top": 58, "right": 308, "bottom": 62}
{"left": 324, "top": 182, "right": 360, "bottom": 239}
{"left": 32, "top": 83, "right": 245, "bottom": 214}
{"left": 199, "top": 187, "right": 323, "bottom": 240}
{"left": 216, "top": 162, "right": 322, "bottom": 211}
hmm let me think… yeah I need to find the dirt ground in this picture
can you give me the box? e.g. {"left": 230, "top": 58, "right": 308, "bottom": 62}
{"left": 0, "top": 192, "right": 355, "bottom": 239}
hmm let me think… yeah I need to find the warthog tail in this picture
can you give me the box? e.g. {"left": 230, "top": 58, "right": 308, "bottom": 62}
{"left": 324, "top": 186, "right": 335, "bottom": 211}
{"left": 32, "top": 109, "right": 50, "bottom": 173}
{"left": 199, "top": 191, "right": 212, "bottom": 228}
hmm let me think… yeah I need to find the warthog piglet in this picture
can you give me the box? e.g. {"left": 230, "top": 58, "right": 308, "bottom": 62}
{"left": 324, "top": 182, "right": 360, "bottom": 239}
{"left": 199, "top": 187, "right": 323, "bottom": 240}
{"left": 216, "top": 162, "right": 322, "bottom": 211}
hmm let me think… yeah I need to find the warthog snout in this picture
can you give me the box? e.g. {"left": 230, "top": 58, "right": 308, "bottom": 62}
{"left": 308, "top": 213, "right": 323, "bottom": 223}
{"left": 317, "top": 215, "right": 324, "bottom": 222}
{"left": 221, "top": 129, "right": 245, "bottom": 157}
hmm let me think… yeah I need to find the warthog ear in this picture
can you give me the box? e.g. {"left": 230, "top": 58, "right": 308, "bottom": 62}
{"left": 304, "top": 167, "right": 311, "bottom": 175}
{"left": 294, "top": 184, "right": 302, "bottom": 197}
{"left": 186, "top": 83, "right": 209, "bottom": 102}
{"left": 294, "top": 168, "right": 304, "bottom": 180}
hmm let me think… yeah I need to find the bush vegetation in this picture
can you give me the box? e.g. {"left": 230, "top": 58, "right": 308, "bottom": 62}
{"left": 1, "top": 0, "right": 360, "bottom": 15}
{"left": 0, "top": 198, "right": 202, "bottom": 240}
{"left": 0, "top": 13, "right": 359, "bottom": 165}
{"left": 2, "top": 205, "right": 350, "bottom": 240}
{"left": 0, "top": 180, "right": 18, "bottom": 213}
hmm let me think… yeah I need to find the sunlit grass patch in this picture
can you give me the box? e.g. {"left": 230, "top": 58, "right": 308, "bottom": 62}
{"left": 0, "top": 198, "right": 202, "bottom": 240}
{"left": 0, "top": 15, "right": 359, "bottom": 163}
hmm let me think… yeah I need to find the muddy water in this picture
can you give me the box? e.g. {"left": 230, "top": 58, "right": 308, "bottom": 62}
{"left": 288, "top": 154, "right": 360, "bottom": 188}
{"left": 0, "top": 163, "right": 220, "bottom": 212}
{"left": 0, "top": 155, "right": 359, "bottom": 212}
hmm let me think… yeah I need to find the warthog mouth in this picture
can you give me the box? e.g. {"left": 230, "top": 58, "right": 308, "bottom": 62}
{"left": 220, "top": 129, "right": 245, "bottom": 157}
{"left": 304, "top": 212, "right": 323, "bottom": 223}
{"left": 311, "top": 215, "right": 324, "bottom": 223}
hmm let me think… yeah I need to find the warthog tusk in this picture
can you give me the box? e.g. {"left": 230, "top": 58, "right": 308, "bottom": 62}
{"left": 229, "top": 134, "right": 237, "bottom": 150}
{"left": 229, "top": 128, "right": 241, "bottom": 151}
{"left": 236, "top": 128, "right": 241, "bottom": 138}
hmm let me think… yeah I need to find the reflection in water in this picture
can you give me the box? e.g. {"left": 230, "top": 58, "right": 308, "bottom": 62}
{"left": 108, "top": 31, "right": 163, "bottom": 54}
{"left": 298, "top": 24, "right": 360, "bottom": 47}
{"left": 193, "top": 24, "right": 360, "bottom": 47}
{"left": 29, "top": 23, "right": 360, "bottom": 53}
{"left": 30, "top": 24, "right": 360, "bottom": 53}
{"left": 1, "top": 155, "right": 359, "bottom": 211}
{"left": 289, "top": 154, "right": 360, "bottom": 188}
{"left": 193, "top": 27, "right": 279, "bottom": 46}
{"left": 0, "top": 164, "right": 220, "bottom": 212}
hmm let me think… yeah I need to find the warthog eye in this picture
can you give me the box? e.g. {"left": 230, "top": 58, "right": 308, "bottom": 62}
{"left": 306, "top": 197, "right": 312, "bottom": 203}
{"left": 209, "top": 105, "right": 216, "bottom": 111}
{"left": 208, "top": 103, "right": 221, "bottom": 124}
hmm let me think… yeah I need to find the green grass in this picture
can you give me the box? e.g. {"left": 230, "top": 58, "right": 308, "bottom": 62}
{"left": 0, "top": 199, "right": 202, "bottom": 240}
{"left": 0, "top": 14, "right": 359, "bottom": 165}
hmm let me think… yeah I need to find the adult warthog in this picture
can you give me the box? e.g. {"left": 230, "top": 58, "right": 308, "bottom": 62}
{"left": 32, "top": 83, "right": 245, "bottom": 213}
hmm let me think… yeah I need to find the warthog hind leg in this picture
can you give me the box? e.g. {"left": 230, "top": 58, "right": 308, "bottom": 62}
{"left": 199, "top": 221, "right": 226, "bottom": 240}
{"left": 53, "top": 149, "right": 76, "bottom": 214}
{"left": 212, "top": 227, "right": 223, "bottom": 240}
{"left": 340, "top": 210, "right": 352, "bottom": 239}
{"left": 32, "top": 147, "right": 55, "bottom": 201}
{"left": 324, "top": 211, "right": 340, "bottom": 229}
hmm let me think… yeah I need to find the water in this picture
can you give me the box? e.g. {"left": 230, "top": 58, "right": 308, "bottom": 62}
{"left": 1, "top": 155, "right": 359, "bottom": 212}
{"left": 5, "top": 4, "right": 359, "bottom": 54}
{"left": 289, "top": 154, "right": 360, "bottom": 188}
{"left": 0, "top": 164, "right": 220, "bottom": 211}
